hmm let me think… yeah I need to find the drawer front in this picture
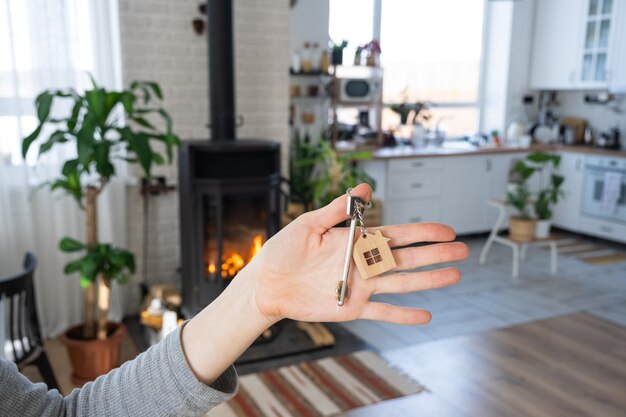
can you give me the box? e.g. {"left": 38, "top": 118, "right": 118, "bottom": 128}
{"left": 389, "top": 158, "right": 443, "bottom": 174}
{"left": 385, "top": 198, "right": 441, "bottom": 225}
{"left": 586, "top": 155, "right": 626, "bottom": 169}
{"left": 579, "top": 216, "right": 626, "bottom": 244}
{"left": 389, "top": 172, "right": 441, "bottom": 199}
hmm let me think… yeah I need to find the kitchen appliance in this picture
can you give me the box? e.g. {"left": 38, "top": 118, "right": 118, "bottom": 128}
{"left": 336, "top": 76, "right": 379, "bottom": 103}
{"left": 595, "top": 126, "right": 621, "bottom": 150}
{"left": 582, "top": 156, "right": 626, "bottom": 224}
{"left": 560, "top": 117, "right": 587, "bottom": 144}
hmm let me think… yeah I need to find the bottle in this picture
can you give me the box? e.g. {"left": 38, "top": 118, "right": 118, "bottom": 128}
{"left": 301, "top": 42, "right": 312, "bottom": 73}
{"left": 320, "top": 50, "right": 330, "bottom": 74}
{"left": 291, "top": 50, "right": 302, "bottom": 73}
{"left": 311, "top": 42, "right": 320, "bottom": 72}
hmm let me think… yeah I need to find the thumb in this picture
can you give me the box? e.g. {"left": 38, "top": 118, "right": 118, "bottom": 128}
{"left": 302, "top": 183, "right": 373, "bottom": 232}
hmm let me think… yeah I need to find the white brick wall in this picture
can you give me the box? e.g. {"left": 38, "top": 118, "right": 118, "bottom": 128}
{"left": 118, "top": 0, "right": 289, "bottom": 307}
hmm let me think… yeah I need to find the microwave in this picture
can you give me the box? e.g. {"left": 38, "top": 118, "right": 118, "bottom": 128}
{"left": 337, "top": 77, "right": 379, "bottom": 103}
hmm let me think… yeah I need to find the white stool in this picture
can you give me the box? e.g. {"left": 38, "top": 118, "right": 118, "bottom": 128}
{"left": 479, "top": 199, "right": 558, "bottom": 278}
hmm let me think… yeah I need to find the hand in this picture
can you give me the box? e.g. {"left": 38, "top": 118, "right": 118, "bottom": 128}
{"left": 244, "top": 183, "right": 469, "bottom": 326}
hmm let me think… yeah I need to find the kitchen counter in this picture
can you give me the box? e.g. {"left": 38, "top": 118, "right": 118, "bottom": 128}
{"left": 370, "top": 144, "right": 626, "bottom": 159}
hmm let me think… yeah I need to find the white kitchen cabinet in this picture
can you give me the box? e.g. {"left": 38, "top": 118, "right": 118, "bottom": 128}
{"left": 486, "top": 153, "right": 521, "bottom": 227}
{"left": 530, "top": 0, "right": 585, "bottom": 90}
{"left": 609, "top": 0, "right": 626, "bottom": 92}
{"left": 530, "top": 0, "right": 623, "bottom": 90}
{"left": 386, "top": 198, "right": 441, "bottom": 225}
{"left": 440, "top": 156, "right": 490, "bottom": 234}
{"left": 552, "top": 152, "right": 585, "bottom": 230}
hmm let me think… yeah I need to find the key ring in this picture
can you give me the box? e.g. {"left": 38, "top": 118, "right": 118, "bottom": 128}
{"left": 346, "top": 188, "right": 371, "bottom": 237}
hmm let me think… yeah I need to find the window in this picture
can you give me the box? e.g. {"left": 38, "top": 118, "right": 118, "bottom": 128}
{"left": 0, "top": 0, "right": 117, "bottom": 167}
{"left": 363, "top": 247, "right": 383, "bottom": 265}
{"left": 329, "top": 0, "right": 485, "bottom": 136}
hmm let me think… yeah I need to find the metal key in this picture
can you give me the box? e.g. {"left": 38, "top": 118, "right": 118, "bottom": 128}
{"left": 336, "top": 190, "right": 364, "bottom": 306}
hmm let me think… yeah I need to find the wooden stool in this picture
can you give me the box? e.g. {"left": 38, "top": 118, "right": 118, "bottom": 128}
{"left": 479, "top": 199, "right": 558, "bottom": 278}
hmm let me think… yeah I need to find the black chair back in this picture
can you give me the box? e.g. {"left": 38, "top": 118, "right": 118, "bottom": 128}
{"left": 0, "top": 253, "right": 46, "bottom": 367}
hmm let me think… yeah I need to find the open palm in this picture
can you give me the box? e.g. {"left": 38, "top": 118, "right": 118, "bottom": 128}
{"left": 245, "top": 183, "right": 469, "bottom": 326}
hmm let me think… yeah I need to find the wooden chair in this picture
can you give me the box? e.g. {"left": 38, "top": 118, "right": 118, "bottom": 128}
{"left": 0, "top": 253, "right": 59, "bottom": 390}
{"left": 479, "top": 199, "right": 558, "bottom": 278}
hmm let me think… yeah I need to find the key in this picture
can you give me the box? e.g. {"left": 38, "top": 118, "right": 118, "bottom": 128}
{"left": 336, "top": 193, "right": 362, "bottom": 306}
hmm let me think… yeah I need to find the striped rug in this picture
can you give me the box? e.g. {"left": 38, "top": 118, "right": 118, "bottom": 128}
{"left": 206, "top": 351, "right": 425, "bottom": 417}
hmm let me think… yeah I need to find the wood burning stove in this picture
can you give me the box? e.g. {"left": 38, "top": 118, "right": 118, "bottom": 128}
{"left": 178, "top": 0, "right": 282, "bottom": 318}
{"left": 179, "top": 141, "right": 281, "bottom": 316}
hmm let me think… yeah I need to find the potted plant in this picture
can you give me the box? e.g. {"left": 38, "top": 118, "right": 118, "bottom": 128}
{"left": 288, "top": 130, "right": 318, "bottom": 217}
{"left": 22, "top": 78, "right": 179, "bottom": 383}
{"left": 525, "top": 152, "right": 564, "bottom": 239}
{"left": 506, "top": 160, "right": 536, "bottom": 241}
{"left": 330, "top": 39, "right": 348, "bottom": 66}
{"left": 310, "top": 140, "right": 375, "bottom": 208}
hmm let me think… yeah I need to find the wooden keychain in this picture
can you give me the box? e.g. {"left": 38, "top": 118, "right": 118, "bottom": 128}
{"left": 336, "top": 189, "right": 397, "bottom": 306}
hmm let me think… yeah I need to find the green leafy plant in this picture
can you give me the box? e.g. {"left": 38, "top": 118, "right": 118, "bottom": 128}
{"left": 330, "top": 39, "right": 348, "bottom": 53}
{"left": 506, "top": 183, "right": 533, "bottom": 219}
{"left": 289, "top": 130, "right": 318, "bottom": 211}
{"left": 310, "top": 140, "right": 375, "bottom": 208}
{"left": 23, "top": 78, "right": 180, "bottom": 340}
{"left": 524, "top": 152, "right": 564, "bottom": 220}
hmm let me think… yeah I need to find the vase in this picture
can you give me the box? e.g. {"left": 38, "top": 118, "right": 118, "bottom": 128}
{"left": 331, "top": 49, "right": 343, "bottom": 65}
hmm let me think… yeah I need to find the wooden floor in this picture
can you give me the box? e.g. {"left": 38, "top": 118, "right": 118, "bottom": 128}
{"left": 344, "top": 313, "right": 626, "bottom": 417}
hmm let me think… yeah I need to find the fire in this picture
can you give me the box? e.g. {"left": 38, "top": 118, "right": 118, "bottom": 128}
{"left": 206, "top": 234, "right": 264, "bottom": 279}
{"left": 249, "top": 235, "right": 263, "bottom": 260}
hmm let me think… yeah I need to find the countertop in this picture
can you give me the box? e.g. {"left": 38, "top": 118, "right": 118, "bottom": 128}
{"left": 369, "top": 144, "right": 626, "bottom": 160}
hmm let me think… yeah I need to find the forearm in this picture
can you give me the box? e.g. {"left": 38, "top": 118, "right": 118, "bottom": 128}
{"left": 0, "top": 325, "right": 237, "bottom": 417}
{"left": 181, "top": 268, "right": 275, "bottom": 384}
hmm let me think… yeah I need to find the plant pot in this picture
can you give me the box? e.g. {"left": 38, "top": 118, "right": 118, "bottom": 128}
{"left": 61, "top": 322, "right": 127, "bottom": 385}
{"left": 509, "top": 216, "right": 536, "bottom": 242}
{"left": 535, "top": 219, "right": 551, "bottom": 239}
{"left": 331, "top": 49, "right": 343, "bottom": 65}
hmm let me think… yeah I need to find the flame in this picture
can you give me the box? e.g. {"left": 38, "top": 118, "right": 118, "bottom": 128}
{"left": 249, "top": 235, "right": 263, "bottom": 261}
{"left": 206, "top": 234, "right": 264, "bottom": 279}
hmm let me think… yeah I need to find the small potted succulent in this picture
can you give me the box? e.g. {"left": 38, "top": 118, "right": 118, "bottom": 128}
{"left": 330, "top": 39, "right": 348, "bottom": 66}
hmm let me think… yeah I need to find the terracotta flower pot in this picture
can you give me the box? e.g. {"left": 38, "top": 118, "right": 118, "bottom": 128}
{"left": 61, "top": 322, "right": 127, "bottom": 385}
{"left": 509, "top": 216, "right": 536, "bottom": 242}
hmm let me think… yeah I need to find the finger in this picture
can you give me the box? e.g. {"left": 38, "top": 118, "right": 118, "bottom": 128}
{"left": 374, "top": 223, "right": 457, "bottom": 247}
{"left": 300, "top": 183, "right": 373, "bottom": 233}
{"left": 360, "top": 303, "right": 432, "bottom": 325}
{"left": 372, "top": 267, "right": 461, "bottom": 295}
{"left": 392, "top": 242, "right": 469, "bottom": 270}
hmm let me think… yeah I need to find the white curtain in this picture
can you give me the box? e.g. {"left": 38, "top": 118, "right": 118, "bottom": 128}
{"left": 0, "top": 0, "right": 126, "bottom": 348}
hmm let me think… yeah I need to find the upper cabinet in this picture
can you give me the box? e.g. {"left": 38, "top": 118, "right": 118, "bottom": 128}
{"left": 530, "top": 0, "right": 624, "bottom": 90}
{"left": 530, "top": 0, "right": 585, "bottom": 90}
{"left": 609, "top": 0, "right": 626, "bottom": 92}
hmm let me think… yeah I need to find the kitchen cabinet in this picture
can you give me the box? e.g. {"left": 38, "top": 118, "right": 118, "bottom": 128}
{"left": 382, "top": 157, "right": 444, "bottom": 226}
{"left": 552, "top": 153, "right": 585, "bottom": 230}
{"left": 530, "top": 0, "right": 585, "bottom": 90}
{"left": 440, "top": 156, "right": 491, "bottom": 234}
{"left": 530, "top": 0, "right": 622, "bottom": 90}
{"left": 609, "top": 0, "right": 626, "bottom": 92}
{"left": 487, "top": 153, "right": 521, "bottom": 227}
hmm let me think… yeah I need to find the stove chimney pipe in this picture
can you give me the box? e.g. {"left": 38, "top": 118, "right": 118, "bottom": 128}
{"left": 207, "top": 0, "right": 236, "bottom": 141}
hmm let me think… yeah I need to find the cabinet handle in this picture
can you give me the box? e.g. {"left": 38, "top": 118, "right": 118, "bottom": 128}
{"left": 411, "top": 162, "right": 424, "bottom": 168}
{"left": 486, "top": 159, "right": 492, "bottom": 172}
{"left": 410, "top": 217, "right": 422, "bottom": 223}
{"left": 575, "top": 158, "right": 581, "bottom": 171}
{"left": 600, "top": 225, "right": 613, "bottom": 233}
{"left": 411, "top": 183, "right": 423, "bottom": 189}
{"left": 609, "top": 160, "right": 617, "bottom": 167}
{"left": 569, "top": 71, "right": 576, "bottom": 84}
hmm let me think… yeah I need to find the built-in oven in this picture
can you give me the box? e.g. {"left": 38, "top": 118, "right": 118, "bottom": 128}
{"left": 582, "top": 156, "right": 626, "bottom": 224}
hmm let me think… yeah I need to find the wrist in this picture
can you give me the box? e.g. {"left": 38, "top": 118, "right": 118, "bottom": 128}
{"left": 227, "top": 267, "right": 279, "bottom": 332}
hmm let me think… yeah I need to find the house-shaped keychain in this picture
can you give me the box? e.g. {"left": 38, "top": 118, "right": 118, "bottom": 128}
{"left": 352, "top": 230, "right": 397, "bottom": 279}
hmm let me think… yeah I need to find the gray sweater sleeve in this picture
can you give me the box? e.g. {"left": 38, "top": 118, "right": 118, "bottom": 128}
{"left": 0, "top": 325, "right": 238, "bottom": 417}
